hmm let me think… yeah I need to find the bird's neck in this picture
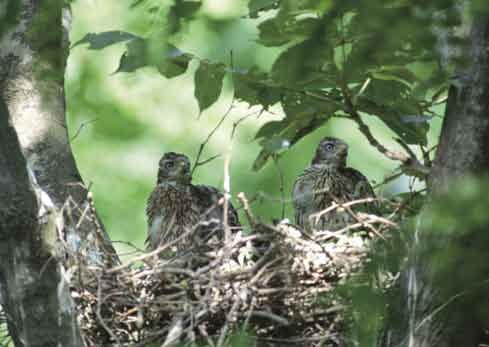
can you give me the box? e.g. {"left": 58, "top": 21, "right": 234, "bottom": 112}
{"left": 157, "top": 177, "right": 191, "bottom": 186}
{"left": 313, "top": 161, "right": 345, "bottom": 171}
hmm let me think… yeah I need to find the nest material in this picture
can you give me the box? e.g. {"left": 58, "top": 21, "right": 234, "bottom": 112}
{"left": 72, "top": 218, "right": 384, "bottom": 347}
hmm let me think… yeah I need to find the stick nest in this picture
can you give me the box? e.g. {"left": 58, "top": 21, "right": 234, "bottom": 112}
{"left": 71, "top": 218, "right": 386, "bottom": 347}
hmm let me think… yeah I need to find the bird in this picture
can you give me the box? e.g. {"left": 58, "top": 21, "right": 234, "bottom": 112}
{"left": 146, "top": 152, "right": 240, "bottom": 253}
{"left": 292, "top": 137, "right": 376, "bottom": 232}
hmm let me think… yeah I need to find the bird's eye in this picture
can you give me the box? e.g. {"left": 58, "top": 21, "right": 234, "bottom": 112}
{"left": 164, "top": 161, "right": 174, "bottom": 169}
{"left": 324, "top": 143, "right": 335, "bottom": 151}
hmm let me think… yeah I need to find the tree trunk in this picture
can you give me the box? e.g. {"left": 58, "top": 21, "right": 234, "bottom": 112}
{"left": 386, "top": 13, "right": 489, "bottom": 347}
{"left": 0, "top": 97, "right": 84, "bottom": 346}
{"left": 0, "top": 0, "right": 121, "bottom": 345}
{"left": 0, "top": 0, "right": 119, "bottom": 268}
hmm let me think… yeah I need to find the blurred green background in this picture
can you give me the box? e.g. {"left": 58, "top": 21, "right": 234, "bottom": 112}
{"left": 66, "top": 0, "right": 443, "bottom": 256}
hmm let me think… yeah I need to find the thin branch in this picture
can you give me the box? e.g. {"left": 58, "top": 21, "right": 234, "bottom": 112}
{"left": 272, "top": 154, "right": 286, "bottom": 220}
{"left": 223, "top": 153, "right": 231, "bottom": 243}
{"left": 338, "top": 81, "right": 430, "bottom": 177}
{"left": 191, "top": 98, "right": 235, "bottom": 176}
{"left": 69, "top": 118, "right": 98, "bottom": 143}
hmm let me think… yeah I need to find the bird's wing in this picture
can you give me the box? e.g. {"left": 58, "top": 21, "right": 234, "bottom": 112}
{"left": 292, "top": 172, "right": 308, "bottom": 226}
{"left": 145, "top": 186, "right": 164, "bottom": 249}
{"left": 192, "top": 184, "right": 240, "bottom": 227}
{"left": 342, "top": 167, "right": 379, "bottom": 212}
{"left": 146, "top": 186, "right": 160, "bottom": 229}
{"left": 293, "top": 165, "right": 335, "bottom": 228}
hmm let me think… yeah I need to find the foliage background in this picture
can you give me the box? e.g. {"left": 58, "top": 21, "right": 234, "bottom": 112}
{"left": 66, "top": 0, "right": 444, "bottom": 256}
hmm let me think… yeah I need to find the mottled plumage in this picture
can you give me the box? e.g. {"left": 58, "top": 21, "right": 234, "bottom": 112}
{"left": 292, "top": 137, "right": 376, "bottom": 231}
{"left": 146, "top": 152, "right": 240, "bottom": 252}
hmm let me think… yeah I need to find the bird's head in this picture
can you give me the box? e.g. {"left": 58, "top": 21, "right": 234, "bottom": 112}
{"left": 311, "top": 137, "right": 348, "bottom": 167}
{"left": 157, "top": 152, "right": 191, "bottom": 184}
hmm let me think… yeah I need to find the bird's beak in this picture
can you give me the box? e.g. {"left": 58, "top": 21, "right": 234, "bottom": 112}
{"left": 337, "top": 143, "right": 348, "bottom": 156}
{"left": 179, "top": 160, "right": 190, "bottom": 172}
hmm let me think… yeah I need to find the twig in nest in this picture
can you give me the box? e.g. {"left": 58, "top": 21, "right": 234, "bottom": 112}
{"left": 341, "top": 203, "right": 385, "bottom": 240}
{"left": 96, "top": 274, "right": 121, "bottom": 346}
{"left": 237, "top": 192, "right": 256, "bottom": 227}
{"left": 310, "top": 197, "right": 380, "bottom": 225}
{"left": 248, "top": 310, "right": 290, "bottom": 326}
{"left": 106, "top": 224, "right": 198, "bottom": 274}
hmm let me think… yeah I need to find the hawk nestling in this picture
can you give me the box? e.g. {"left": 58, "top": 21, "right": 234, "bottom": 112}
{"left": 292, "top": 137, "right": 376, "bottom": 231}
{"left": 146, "top": 152, "right": 240, "bottom": 252}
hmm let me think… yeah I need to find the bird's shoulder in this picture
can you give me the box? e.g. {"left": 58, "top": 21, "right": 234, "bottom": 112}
{"left": 340, "top": 167, "right": 376, "bottom": 198}
{"left": 191, "top": 184, "right": 222, "bottom": 207}
{"left": 191, "top": 184, "right": 240, "bottom": 227}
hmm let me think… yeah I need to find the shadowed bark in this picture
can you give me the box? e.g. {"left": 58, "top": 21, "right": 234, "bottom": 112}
{"left": 0, "top": 1, "right": 119, "bottom": 345}
{"left": 0, "top": 0, "right": 118, "bottom": 268}
{"left": 0, "top": 97, "right": 84, "bottom": 346}
{"left": 385, "top": 13, "right": 489, "bottom": 347}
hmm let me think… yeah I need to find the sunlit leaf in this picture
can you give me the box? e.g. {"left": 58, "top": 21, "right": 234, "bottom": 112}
{"left": 72, "top": 31, "right": 139, "bottom": 50}
{"left": 114, "top": 39, "right": 191, "bottom": 78}
{"left": 114, "top": 37, "right": 147, "bottom": 73}
{"left": 194, "top": 62, "right": 226, "bottom": 113}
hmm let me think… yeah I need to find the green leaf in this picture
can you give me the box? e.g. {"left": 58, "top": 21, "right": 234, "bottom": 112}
{"left": 130, "top": 0, "right": 146, "bottom": 8}
{"left": 271, "top": 38, "right": 336, "bottom": 87}
{"left": 194, "top": 62, "right": 226, "bottom": 113}
{"left": 260, "top": 135, "right": 291, "bottom": 153}
{"left": 347, "top": 64, "right": 440, "bottom": 146}
{"left": 233, "top": 67, "right": 281, "bottom": 108}
{"left": 173, "top": 0, "right": 202, "bottom": 17}
{"left": 257, "top": 17, "right": 321, "bottom": 47}
{"left": 252, "top": 93, "right": 338, "bottom": 170}
{"left": 167, "top": 0, "right": 202, "bottom": 34}
{"left": 248, "top": 0, "right": 280, "bottom": 18}
{"left": 357, "top": 96, "right": 428, "bottom": 145}
{"left": 252, "top": 113, "right": 333, "bottom": 170}
{"left": 114, "top": 39, "right": 191, "bottom": 78}
{"left": 157, "top": 45, "right": 191, "bottom": 78}
{"left": 254, "top": 120, "right": 288, "bottom": 139}
{"left": 114, "top": 37, "right": 147, "bottom": 73}
{"left": 72, "top": 31, "right": 139, "bottom": 50}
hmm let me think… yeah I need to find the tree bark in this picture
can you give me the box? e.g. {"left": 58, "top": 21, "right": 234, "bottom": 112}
{"left": 386, "top": 13, "right": 489, "bottom": 347}
{"left": 0, "top": 1, "right": 121, "bottom": 344}
{"left": 0, "top": 0, "right": 118, "bottom": 268}
{"left": 429, "top": 19, "right": 489, "bottom": 192}
{"left": 0, "top": 97, "right": 84, "bottom": 346}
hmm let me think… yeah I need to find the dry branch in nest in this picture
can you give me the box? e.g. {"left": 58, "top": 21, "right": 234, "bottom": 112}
{"left": 67, "top": 196, "right": 400, "bottom": 347}
{"left": 0, "top": 191, "right": 407, "bottom": 346}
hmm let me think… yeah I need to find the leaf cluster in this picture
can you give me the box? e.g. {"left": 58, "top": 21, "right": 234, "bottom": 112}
{"left": 73, "top": 0, "right": 460, "bottom": 169}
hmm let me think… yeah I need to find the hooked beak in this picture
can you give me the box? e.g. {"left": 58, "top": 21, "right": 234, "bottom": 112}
{"left": 337, "top": 143, "right": 348, "bottom": 157}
